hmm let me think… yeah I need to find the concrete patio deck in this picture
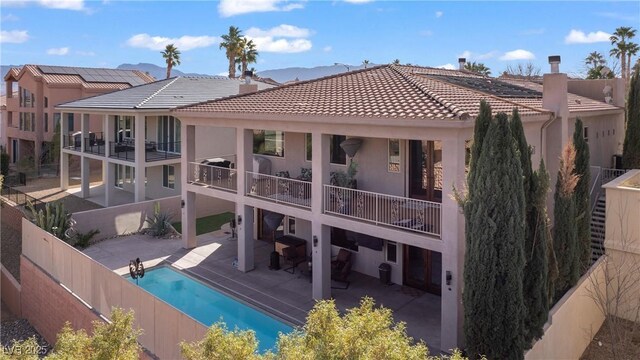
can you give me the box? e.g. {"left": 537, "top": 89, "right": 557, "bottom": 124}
{"left": 83, "top": 229, "right": 442, "bottom": 352}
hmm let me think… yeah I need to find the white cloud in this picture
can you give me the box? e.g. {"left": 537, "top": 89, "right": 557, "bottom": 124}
{"left": 0, "top": 30, "right": 29, "bottom": 43}
{"left": 437, "top": 63, "right": 456, "bottom": 70}
{"left": 564, "top": 29, "right": 611, "bottom": 44}
{"left": 499, "top": 49, "right": 535, "bottom": 61}
{"left": 245, "top": 25, "right": 313, "bottom": 53}
{"left": 126, "top": 33, "right": 218, "bottom": 51}
{"left": 47, "top": 47, "right": 70, "bottom": 55}
{"left": 458, "top": 50, "right": 499, "bottom": 61}
{"left": 435, "top": 11, "right": 443, "bottom": 18}
{"left": 1, "top": 14, "right": 20, "bottom": 21}
{"left": 76, "top": 50, "right": 95, "bottom": 56}
{"left": 2, "top": 0, "right": 85, "bottom": 11}
{"left": 218, "top": 0, "right": 304, "bottom": 17}
{"left": 323, "top": 46, "right": 332, "bottom": 52}
{"left": 246, "top": 24, "right": 311, "bottom": 38}
{"left": 344, "top": 0, "right": 374, "bottom": 3}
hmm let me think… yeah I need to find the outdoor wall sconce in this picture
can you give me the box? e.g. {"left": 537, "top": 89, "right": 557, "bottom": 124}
{"left": 313, "top": 235, "right": 318, "bottom": 247}
{"left": 237, "top": 215, "right": 242, "bottom": 226}
{"left": 181, "top": 199, "right": 185, "bottom": 208}
{"left": 446, "top": 271, "right": 452, "bottom": 286}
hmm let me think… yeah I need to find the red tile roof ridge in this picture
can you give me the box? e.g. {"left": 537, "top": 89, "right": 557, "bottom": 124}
{"left": 174, "top": 64, "right": 386, "bottom": 111}
{"left": 419, "top": 72, "right": 551, "bottom": 116}
{"left": 390, "top": 65, "right": 471, "bottom": 120}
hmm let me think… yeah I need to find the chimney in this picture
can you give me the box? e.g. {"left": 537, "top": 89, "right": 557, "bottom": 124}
{"left": 548, "top": 55, "right": 561, "bottom": 74}
{"left": 239, "top": 70, "right": 258, "bottom": 95}
{"left": 458, "top": 58, "right": 466, "bottom": 70}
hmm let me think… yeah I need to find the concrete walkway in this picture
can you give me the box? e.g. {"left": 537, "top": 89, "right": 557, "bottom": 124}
{"left": 84, "top": 229, "right": 442, "bottom": 351}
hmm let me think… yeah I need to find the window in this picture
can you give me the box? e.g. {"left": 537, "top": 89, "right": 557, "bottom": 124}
{"left": 44, "top": 113, "right": 48, "bottom": 133}
{"left": 68, "top": 113, "right": 75, "bottom": 132}
{"left": 253, "top": 130, "right": 284, "bottom": 157}
{"left": 19, "top": 112, "right": 36, "bottom": 131}
{"left": 115, "top": 165, "right": 124, "bottom": 188}
{"left": 583, "top": 127, "right": 589, "bottom": 143}
{"left": 44, "top": 97, "right": 48, "bottom": 108}
{"left": 53, "top": 113, "right": 61, "bottom": 131}
{"left": 330, "top": 135, "right": 347, "bottom": 165}
{"left": 163, "top": 165, "right": 175, "bottom": 189}
{"left": 157, "top": 116, "right": 181, "bottom": 153}
{"left": 287, "top": 217, "right": 296, "bottom": 235}
{"left": 305, "top": 134, "right": 347, "bottom": 164}
{"left": 388, "top": 139, "right": 401, "bottom": 172}
{"left": 385, "top": 241, "right": 397, "bottom": 263}
{"left": 115, "top": 115, "right": 134, "bottom": 141}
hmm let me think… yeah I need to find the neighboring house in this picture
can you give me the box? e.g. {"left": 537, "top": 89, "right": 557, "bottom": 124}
{"left": 0, "top": 94, "right": 6, "bottom": 150}
{"left": 2, "top": 65, "right": 155, "bottom": 169}
{"left": 55, "top": 76, "right": 275, "bottom": 207}
{"left": 172, "top": 57, "right": 625, "bottom": 350}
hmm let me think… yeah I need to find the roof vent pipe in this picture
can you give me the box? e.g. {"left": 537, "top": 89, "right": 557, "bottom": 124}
{"left": 458, "top": 58, "right": 466, "bottom": 70}
{"left": 244, "top": 70, "right": 253, "bottom": 84}
{"left": 548, "top": 55, "right": 561, "bottom": 74}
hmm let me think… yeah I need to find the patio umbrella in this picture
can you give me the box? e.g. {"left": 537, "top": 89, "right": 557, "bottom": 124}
{"left": 263, "top": 211, "right": 285, "bottom": 270}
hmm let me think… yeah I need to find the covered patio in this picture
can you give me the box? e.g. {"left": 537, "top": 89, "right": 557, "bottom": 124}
{"left": 84, "top": 228, "right": 442, "bottom": 352}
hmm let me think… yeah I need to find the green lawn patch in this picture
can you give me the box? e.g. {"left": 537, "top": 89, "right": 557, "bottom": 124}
{"left": 172, "top": 212, "right": 234, "bottom": 236}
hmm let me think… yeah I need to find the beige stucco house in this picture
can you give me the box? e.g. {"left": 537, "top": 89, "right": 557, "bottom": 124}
{"left": 2, "top": 65, "right": 155, "bottom": 170}
{"left": 172, "top": 57, "right": 625, "bottom": 350}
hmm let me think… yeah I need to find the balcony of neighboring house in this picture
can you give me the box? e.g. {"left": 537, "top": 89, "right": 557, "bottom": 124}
{"left": 187, "top": 155, "right": 238, "bottom": 193}
{"left": 108, "top": 139, "right": 181, "bottom": 162}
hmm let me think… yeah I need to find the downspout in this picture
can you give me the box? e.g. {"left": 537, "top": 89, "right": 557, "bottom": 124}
{"left": 539, "top": 113, "right": 557, "bottom": 165}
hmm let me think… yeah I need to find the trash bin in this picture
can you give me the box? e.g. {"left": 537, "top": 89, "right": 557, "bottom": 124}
{"left": 18, "top": 172, "right": 26, "bottom": 186}
{"left": 379, "top": 263, "right": 391, "bottom": 285}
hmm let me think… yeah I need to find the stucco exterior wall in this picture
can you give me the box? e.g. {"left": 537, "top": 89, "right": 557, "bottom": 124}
{"left": 1, "top": 264, "right": 21, "bottom": 317}
{"left": 145, "top": 163, "right": 181, "bottom": 199}
{"left": 574, "top": 114, "right": 624, "bottom": 168}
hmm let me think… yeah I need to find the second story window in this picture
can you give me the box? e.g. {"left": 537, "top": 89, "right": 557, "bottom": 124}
{"left": 254, "top": 130, "right": 284, "bottom": 157}
{"left": 19, "top": 112, "right": 36, "bottom": 131}
{"left": 44, "top": 113, "right": 49, "bottom": 132}
{"left": 19, "top": 87, "right": 35, "bottom": 108}
{"left": 44, "top": 97, "right": 48, "bottom": 108}
{"left": 68, "top": 113, "right": 75, "bottom": 132}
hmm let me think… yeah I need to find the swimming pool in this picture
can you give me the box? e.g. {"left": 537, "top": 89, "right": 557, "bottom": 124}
{"left": 128, "top": 266, "right": 293, "bottom": 352}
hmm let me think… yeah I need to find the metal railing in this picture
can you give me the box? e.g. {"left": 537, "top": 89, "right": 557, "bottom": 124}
{"left": 188, "top": 161, "right": 237, "bottom": 192}
{"left": 84, "top": 132, "right": 106, "bottom": 155}
{"left": 246, "top": 171, "right": 311, "bottom": 209}
{"left": 601, "top": 168, "right": 627, "bottom": 185}
{"left": 1, "top": 184, "right": 45, "bottom": 211}
{"left": 109, "top": 141, "right": 135, "bottom": 161}
{"left": 146, "top": 141, "right": 181, "bottom": 162}
{"left": 62, "top": 135, "right": 81, "bottom": 151}
{"left": 323, "top": 185, "right": 442, "bottom": 237}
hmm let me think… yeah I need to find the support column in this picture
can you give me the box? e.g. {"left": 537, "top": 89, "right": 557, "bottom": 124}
{"left": 104, "top": 162, "right": 113, "bottom": 207}
{"left": 60, "top": 152, "right": 69, "bottom": 190}
{"left": 236, "top": 204, "right": 255, "bottom": 272}
{"left": 311, "top": 132, "right": 331, "bottom": 300}
{"left": 440, "top": 135, "right": 467, "bottom": 351}
{"left": 134, "top": 114, "right": 145, "bottom": 202}
{"left": 181, "top": 124, "right": 197, "bottom": 249}
{"left": 103, "top": 114, "right": 112, "bottom": 158}
{"left": 235, "top": 128, "right": 255, "bottom": 270}
{"left": 81, "top": 113, "right": 89, "bottom": 153}
{"left": 80, "top": 157, "right": 90, "bottom": 198}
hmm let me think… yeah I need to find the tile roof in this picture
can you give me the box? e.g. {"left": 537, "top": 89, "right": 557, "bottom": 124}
{"left": 175, "top": 64, "right": 620, "bottom": 121}
{"left": 56, "top": 76, "right": 276, "bottom": 110}
{"left": 4, "top": 65, "right": 155, "bottom": 90}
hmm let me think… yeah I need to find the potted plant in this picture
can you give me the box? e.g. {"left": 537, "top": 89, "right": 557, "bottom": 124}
{"left": 329, "top": 161, "right": 358, "bottom": 214}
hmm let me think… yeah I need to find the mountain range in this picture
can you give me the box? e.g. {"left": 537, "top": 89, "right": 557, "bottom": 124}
{"left": 1, "top": 62, "right": 376, "bottom": 95}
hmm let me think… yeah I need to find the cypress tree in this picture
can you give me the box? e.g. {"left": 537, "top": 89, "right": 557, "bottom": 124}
{"left": 553, "top": 142, "right": 580, "bottom": 297}
{"left": 468, "top": 100, "right": 492, "bottom": 187}
{"left": 464, "top": 113, "right": 526, "bottom": 360}
{"left": 572, "top": 118, "right": 591, "bottom": 270}
{"left": 623, "top": 67, "right": 640, "bottom": 169}
{"left": 511, "top": 109, "right": 550, "bottom": 346}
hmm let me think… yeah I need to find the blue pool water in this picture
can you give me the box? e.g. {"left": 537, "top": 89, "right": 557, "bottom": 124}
{"left": 128, "top": 266, "right": 292, "bottom": 352}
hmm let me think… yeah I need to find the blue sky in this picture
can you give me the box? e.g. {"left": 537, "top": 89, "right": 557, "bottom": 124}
{"left": 1, "top": 0, "right": 639, "bottom": 77}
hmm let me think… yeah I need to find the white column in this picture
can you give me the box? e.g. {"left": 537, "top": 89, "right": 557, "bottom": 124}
{"left": 79, "top": 114, "right": 90, "bottom": 198}
{"left": 104, "top": 162, "right": 113, "bottom": 207}
{"left": 81, "top": 113, "right": 89, "bottom": 152}
{"left": 181, "top": 124, "right": 197, "bottom": 249}
{"left": 236, "top": 204, "right": 255, "bottom": 272}
{"left": 236, "top": 128, "right": 255, "bottom": 271}
{"left": 440, "top": 134, "right": 467, "bottom": 350}
{"left": 60, "top": 152, "right": 69, "bottom": 190}
{"left": 311, "top": 132, "right": 331, "bottom": 300}
{"left": 103, "top": 114, "right": 111, "bottom": 158}
{"left": 134, "top": 114, "right": 145, "bottom": 202}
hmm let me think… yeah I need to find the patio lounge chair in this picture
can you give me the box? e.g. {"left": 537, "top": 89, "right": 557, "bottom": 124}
{"left": 331, "top": 249, "right": 353, "bottom": 289}
{"left": 282, "top": 246, "right": 305, "bottom": 274}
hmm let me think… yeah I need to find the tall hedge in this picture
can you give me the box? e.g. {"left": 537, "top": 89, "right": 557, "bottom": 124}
{"left": 572, "top": 118, "right": 591, "bottom": 270}
{"left": 623, "top": 67, "right": 640, "bottom": 169}
{"left": 464, "top": 113, "right": 526, "bottom": 360}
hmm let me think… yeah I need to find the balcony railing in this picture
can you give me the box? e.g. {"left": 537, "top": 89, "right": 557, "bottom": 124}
{"left": 602, "top": 168, "right": 627, "bottom": 185}
{"left": 146, "top": 141, "right": 181, "bottom": 162}
{"left": 84, "top": 132, "right": 105, "bottom": 155}
{"left": 323, "top": 185, "right": 441, "bottom": 237}
{"left": 246, "top": 171, "right": 311, "bottom": 209}
{"left": 109, "top": 141, "right": 135, "bottom": 161}
{"left": 188, "top": 160, "right": 237, "bottom": 192}
{"left": 63, "top": 135, "right": 81, "bottom": 151}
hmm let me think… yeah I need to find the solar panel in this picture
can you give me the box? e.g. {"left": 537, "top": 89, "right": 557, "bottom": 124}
{"left": 427, "top": 74, "right": 543, "bottom": 99}
{"left": 36, "top": 65, "right": 144, "bottom": 85}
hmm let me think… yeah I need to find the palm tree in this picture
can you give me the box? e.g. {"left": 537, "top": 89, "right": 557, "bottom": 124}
{"left": 392, "top": 59, "right": 401, "bottom": 65}
{"left": 610, "top": 26, "right": 637, "bottom": 81}
{"left": 236, "top": 37, "right": 259, "bottom": 77}
{"left": 464, "top": 61, "right": 491, "bottom": 76}
{"left": 362, "top": 59, "right": 370, "bottom": 68}
{"left": 627, "top": 42, "right": 640, "bottom": 79}
{"left": 161, "top": 44, "right": 181, "bottom": 79}
{"left": 220, "top": 26, "right": 243, "bottom": 78}
{"left": 585, "top": 51, "right": 606, "bottom": 69}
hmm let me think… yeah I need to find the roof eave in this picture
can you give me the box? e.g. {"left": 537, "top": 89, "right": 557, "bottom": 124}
{"left": 569, "top": 108, "right": 624, "bottom": 118}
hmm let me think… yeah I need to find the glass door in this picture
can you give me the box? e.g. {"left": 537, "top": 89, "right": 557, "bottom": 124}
{"left": 408, "top": 140, "right": 442, "bottom": 202}
{"left": 403, "top": 245, "right": 442, "bottom": 295}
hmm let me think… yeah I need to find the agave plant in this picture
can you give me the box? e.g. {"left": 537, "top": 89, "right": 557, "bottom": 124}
{"left": 145, "top": 202, "right": 174, "bottom": 237}
{"left": 27, "top": 200, "right": 71, "bottom": 240}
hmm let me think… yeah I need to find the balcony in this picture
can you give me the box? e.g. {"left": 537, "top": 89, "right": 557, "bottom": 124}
{"left": 246, "top": 171, "right": 311, "bottom": 209}
{"left": 323, "top": 185, "right": 442, "bottom": 238}
{"left": 108, "top": 140, "right": 181, "bottom": 162}
{"left": 84, "top": 132, "right": 106, "bottom": 156}
{"left": 187, "top": 156, "right": 237, "bottom": 193}
{"left": 63, "top": 134, "right": 81, "bottom": 151}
